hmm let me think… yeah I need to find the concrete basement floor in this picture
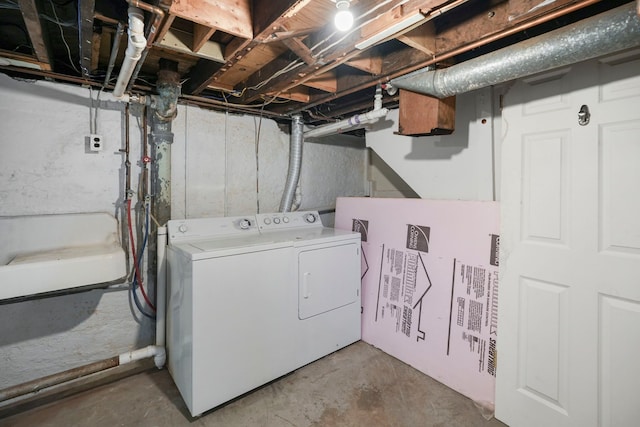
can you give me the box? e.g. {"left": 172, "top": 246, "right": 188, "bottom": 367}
{"left": 0, "top": 341, "right": 508, "bottom": 427}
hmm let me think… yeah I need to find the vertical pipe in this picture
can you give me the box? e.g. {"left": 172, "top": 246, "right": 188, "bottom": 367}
{"left": 151, "top": 121, "right": 173, "bottom": 225}
{"left": 125, "top": 0, "right": 165, "bottom": 93}
{"left": 104, "top": 22, "right": 124, "bottom": 87}
{"left": 113, "top": 7, "right": 146, "bottom": 98}
{"left": 151, "top": 59, "right": 180, "bottom": 227}
{"left": 156, "top": 226, "right": 167, "bottom": 352}
{"left": 279, "top": 115, "right": 304, "bottom": 213}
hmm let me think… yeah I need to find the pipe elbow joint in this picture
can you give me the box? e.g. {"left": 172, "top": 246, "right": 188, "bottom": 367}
{"left": 153, "top": 346, "right": 166, "bottom": 369}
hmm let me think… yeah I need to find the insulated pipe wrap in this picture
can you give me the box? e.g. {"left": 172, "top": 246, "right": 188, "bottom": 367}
{"left": 280, "top": 115, "right": 304, "bottom": 213}
{"left": 392, "top": 4, "right": 640, "bottom": 98}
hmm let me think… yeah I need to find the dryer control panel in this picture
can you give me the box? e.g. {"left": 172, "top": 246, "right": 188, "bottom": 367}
{"left": 256, "top": 211, "right": 323, "bottom": 231}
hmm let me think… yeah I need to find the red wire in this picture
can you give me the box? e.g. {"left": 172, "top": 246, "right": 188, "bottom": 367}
{"left": 127, "top": 198, "right": 156, "bottom": 311}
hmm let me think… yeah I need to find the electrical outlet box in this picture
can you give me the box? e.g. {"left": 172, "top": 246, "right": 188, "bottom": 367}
{"left": 87, "top": 134, "right": 103, "bottom": 152}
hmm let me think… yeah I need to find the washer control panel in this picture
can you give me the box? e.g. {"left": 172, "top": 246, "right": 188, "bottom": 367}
{"left": 168, "top": 215, "right": 259, "bottom": 242}
{"left": 256, "top": 211, "right": 322, "bottom": 231}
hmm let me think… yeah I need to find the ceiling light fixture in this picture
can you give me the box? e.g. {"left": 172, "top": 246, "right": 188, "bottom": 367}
{"left": 355, "top": 11, "right": 425, "bottom": 50}
{"left": 334, "top": 0, "right": 354, "bottom": 32}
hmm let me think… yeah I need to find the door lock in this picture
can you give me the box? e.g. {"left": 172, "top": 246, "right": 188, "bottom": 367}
{"left": 578, "top": 105, "right": 590, "bottom": 126}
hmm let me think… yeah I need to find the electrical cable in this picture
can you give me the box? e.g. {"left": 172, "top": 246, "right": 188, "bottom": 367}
{"left": 47, "top": 0, "right": 80, "bottom": 74}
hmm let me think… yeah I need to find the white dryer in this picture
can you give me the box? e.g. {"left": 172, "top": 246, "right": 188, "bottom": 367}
{"left": 166, "top": 211, "right": 361, "bottom": 417}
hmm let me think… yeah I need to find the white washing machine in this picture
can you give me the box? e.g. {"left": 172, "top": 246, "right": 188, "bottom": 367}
{"left": 166, "top": 211, "right": 361, "bottom": 417}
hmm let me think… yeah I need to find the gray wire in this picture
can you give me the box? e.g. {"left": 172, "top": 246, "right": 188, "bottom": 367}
{"left": 47, "top": 0, "right": 80, "bottom": 74}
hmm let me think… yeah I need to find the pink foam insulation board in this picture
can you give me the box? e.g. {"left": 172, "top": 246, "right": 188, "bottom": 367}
{"left": 335, "top": 197, "right": 500, "bottom": 411}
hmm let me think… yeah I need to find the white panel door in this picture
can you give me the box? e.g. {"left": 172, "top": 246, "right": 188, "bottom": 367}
{"left": 496, "top": 50, "right": 640, "bottom": 427}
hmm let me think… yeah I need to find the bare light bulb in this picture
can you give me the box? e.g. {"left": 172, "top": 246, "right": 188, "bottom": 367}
{"left": 334, "top": 1, "right": 353, "bottom": 32}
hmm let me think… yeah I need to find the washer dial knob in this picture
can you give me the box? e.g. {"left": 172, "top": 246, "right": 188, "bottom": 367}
{"left": 239, "top": 219, "right": 252, "bottom": 230}
{"left": 282, "top": 216, "right": 289, "bottom": 223}
{"left": 304, "top": 213, "right": 317, "bottom": 223}
{"left": 264, "top": 218, "right": 272, "bottom": 225}
{"left": 274, "top": 217, "right": 281, "bottom": 224}
{"left": 178, "top": 224, "right": 188, "bottom": 233}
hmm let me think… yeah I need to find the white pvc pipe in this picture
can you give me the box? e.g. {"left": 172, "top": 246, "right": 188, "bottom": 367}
{"left": 304, "top": 107, "right": 389, "bottom": 139}
{"left": 119, "top": 345, "right": 166, "bottom": 369}
{"left": 156, "top": 226, "right": 167, "bottom": 351}
{"left": 113, "top": 7, "right": 146, "bottom": 98}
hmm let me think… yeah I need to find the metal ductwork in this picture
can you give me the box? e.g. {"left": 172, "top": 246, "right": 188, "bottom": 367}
{"left": 280, "top": 115, "right": 304, "bottom": 213}
{"left": 391, "top": 3, "right": 640, "bottom": 98}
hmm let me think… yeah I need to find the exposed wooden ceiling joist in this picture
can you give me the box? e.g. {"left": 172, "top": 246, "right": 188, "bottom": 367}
{"left": 77, "top": 0, "right": 96, "bottom": 76}
{"left": 184, "top": 0, "right": 327, "bottom": 95}
{"left": 302, "top": 70, "right": 338, "bottom": 93}
{"left": 168, "top": 0, "right": 253, "bottom": 39}
{"left": 17, "top": 0, "right": 51, "bottom": 70}
{"left": 0, "top": 0, "right": 624, "bottom": 123}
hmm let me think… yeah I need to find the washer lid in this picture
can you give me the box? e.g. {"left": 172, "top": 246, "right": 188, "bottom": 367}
{"left": 171, "top": 233, "right": 293, "bottom": 259}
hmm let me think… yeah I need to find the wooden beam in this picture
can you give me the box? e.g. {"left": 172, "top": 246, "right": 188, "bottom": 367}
{"left": 345, "top": 51, "right": 383, "bottom": 75}
{"left": 238, "top": 1, "right": 454, "bottom": 103}
{"left": 169, "top": 0, "right": 253, "bottom": 39}
{"left": 381, "top": 42, "right": 432, "bottom": 74}
{"left": 302, "top": 70, "right": 337, "bottom": 93}
{"left": 17, "top": 0, "right": 51, "bottom": 68}
{"left": 90, "top": 31, "right": 101, "bottom": 73}
{"left": 187, "top": 0, "right": 317, "bottom": 94}
{"left": 159, "top": 28, "right": 225, "bottom": 62}
{"left": 223, "top": 37, "right": 252, "bottom": 59}
{"left": 356, "top": 0, "right": 447, "bottom": 48}
{"left": 397, "top": 89, "right": 455, "bottom": 136}
{"left": 281, "top": 37, "right": 315, "bottom": 65}
{"left": 252, "top": 0, "right": 314, "bottom": 41}
{"left": 267, "top": 86, "right": 310, "bottom": 103}
{"left": 396, "top": 21, "right": 436, "bottom": 55}
{"left": 193, "top": 23, "right": 216, "bottom": 52}
{"left": 206, "top": 81, "right": 235, "bottom": 92}
{"left": 435, "top": 0, "right": 591, "bottom": 54}
{"left": 184, "top": 59, "right": 225, "bottom": 93}
{"left": 155, "top": 14, "right": 177, "bottom": 45}
{"left": 0, "top": 49, "right": 50, "bottom": 71}
{"left": 77, "top": 0, "right": 95, "bottom": 76}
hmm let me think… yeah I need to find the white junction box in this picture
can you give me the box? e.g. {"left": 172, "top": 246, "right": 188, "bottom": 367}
{"left": 167, "top": 211, "right": 362, "bottom": 417}
{"left": 87, "top": 134, "right": 103, "bottom": 151}
{"left": 335, "top": 197, "right": 500, "bottom": 412}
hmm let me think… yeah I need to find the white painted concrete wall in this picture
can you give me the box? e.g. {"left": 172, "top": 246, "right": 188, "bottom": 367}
{"left": 366, "top": 88, "right": 498, "bottom": 201}
{"left": 170, "top": 108, "right": 367, "bottom": 219}
{"left": 0, "top": 73, "right": 367, "bottom": 390}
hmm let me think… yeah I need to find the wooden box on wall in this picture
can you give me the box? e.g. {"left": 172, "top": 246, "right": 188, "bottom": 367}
{"left": 397, "top": 89, "right": 456, "bottom": 136}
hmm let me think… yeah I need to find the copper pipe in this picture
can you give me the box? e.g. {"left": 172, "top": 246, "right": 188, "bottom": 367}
{"left": 180, "top": 94, "right": 287, "bottom": 118}
{"left": 290, "top": 0, "right": 602, "bottom": 114}
{"left": 0, "top": 357, "right": 119, "bottom": 402}
{"left": 126, "top": 0, "right": 164, "bottom": 24}
{"left": 0, "top": 65, "right": 153, "bottom": 92}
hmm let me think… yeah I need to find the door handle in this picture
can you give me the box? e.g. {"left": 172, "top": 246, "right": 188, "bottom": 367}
{"left": 302, "top": 272, "right": 311, "bottom": 299}
{"left": 578, "top": 105, "right": 590, "bottom": 126}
